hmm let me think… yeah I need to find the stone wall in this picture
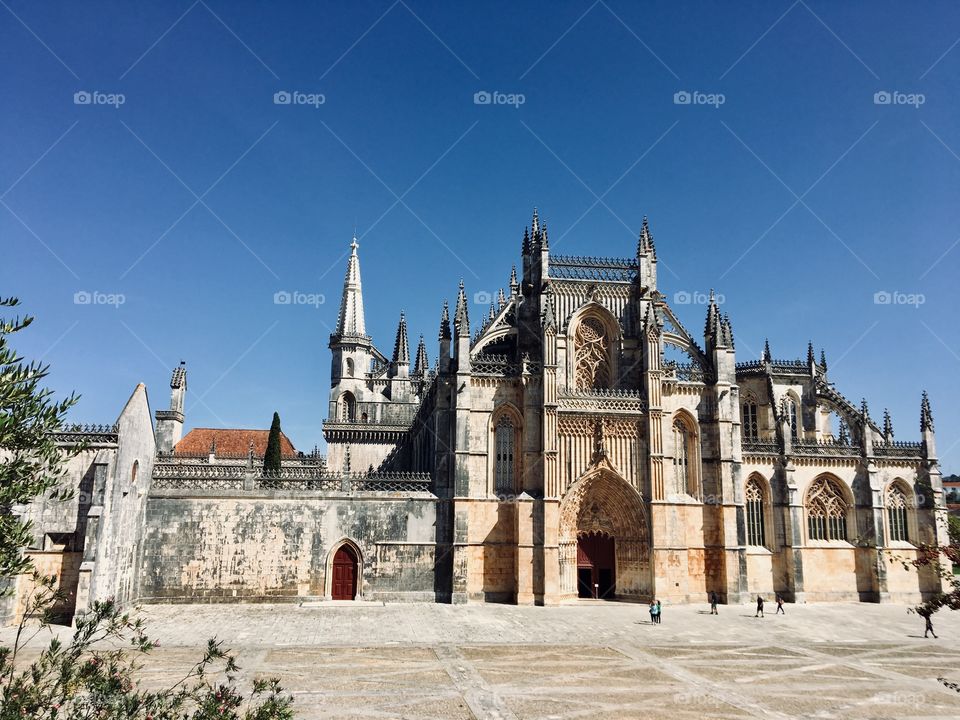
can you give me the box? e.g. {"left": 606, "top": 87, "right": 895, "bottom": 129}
{"left": 138, "top": 491, "right": 439, "bottom": 602}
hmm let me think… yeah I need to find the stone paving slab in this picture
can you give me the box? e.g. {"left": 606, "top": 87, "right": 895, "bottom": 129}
{"left": 3, "top": 601, "right": 959, "bottom": 719}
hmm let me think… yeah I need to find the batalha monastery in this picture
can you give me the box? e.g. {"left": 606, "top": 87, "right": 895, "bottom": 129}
{"left": 5, "top": 211, "right": 949, "bottom": 625}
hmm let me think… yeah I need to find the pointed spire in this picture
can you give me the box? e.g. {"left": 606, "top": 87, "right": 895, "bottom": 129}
{"left": 336, "top": 236, "right": 366, "bottom": 336}
{"left": 920, "top": 390, "right": 934, "bottom": 432}
{"left": 497, "top": 287, "right": 506, "bottom": 309}
{"left": 541, "top": 222, "right": 549, "bottom": 250}
{"left": 454, "top": 279, "right": 470, "bottom": 336}
{"left": 542, "top": 288, "right": 556, "bottom": 332}
{"left": 882, "top": 408, "right": 894, "bottom": 442}
{"left": 762, "top": 338, "right": 771, "bottom": 363}
{"left": 522, "top": 227, "right": 530, "bottom": 256}
{"left": 439, "top": 300, "right": 451, "bottom": 341}
{"left": 704, "top": 289, "right": 721, "bottom": 343}
{"left": 722, "top": 313, "right": 734, "bottom": 349}
{"left": 820, "top": 348, "right": 827, "bottom": 372}
{"left": 414, "top": 334, "right": 428, "bottom": 376}
{"left": 807, "top": 341, "right": 815, "bottom": 365}
{"left": 391, "top": 312, "right": 410, "bottom": 365}
{"left": 860, "top": 398, "right": 870, "bottom": 422}
{"left": 637, "top": 215, "right": 656, "bottom": 257}
{"left": 531, "top": 207, "right": 540, "bottom": 236}
{"left": 509, "top": 265, "right": 519, "bottom": 295}
{"left": 488, "top": 302, "right": 496, "bottom": 322}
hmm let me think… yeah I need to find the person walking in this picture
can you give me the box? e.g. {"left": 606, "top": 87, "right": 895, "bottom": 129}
{"left": 775, "top": 594, "right": 785, "bottom": 615}
{"left": 710, "top": 591, "right": 719, "bottom": 615}
{"left": 654, "top": 599, "right": 662, "bottom": 624}
{"left": 755, "top": 594, "right": 764, "bottom": 618}
{"left": 649, "top": 601, "right": 656, "bottom": 625}
{"left": 921, "top": 608, "right": 938, "bottom": 639}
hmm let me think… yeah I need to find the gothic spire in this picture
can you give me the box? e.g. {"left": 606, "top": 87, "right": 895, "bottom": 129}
{"left": 920, "top": 390, "right": 934, "bottom": 432}
{"left": 454, "top": 279, "right": 470, "bottom": 337}
{"left": 439, "top": 300, "right": 451, "bottom": 341}
{"left": 414, "top": 334, "right": 428, "bottom": 376}
{"left": 882, "top": 408, "right": 894, "bottom": 442}
{"left": 488, "top": 302, "right": 496, "bottom": 322}
{"left": 531, "top": 207, "right": 540, "bottom": 236}
{"left": 807, "top": 341, "right": 815, "bottom": 365}
{"left": 637, "top": 215, "right": 656, "bottom": 257}
{"left": 541, "top": 222, "right": 549, "bottom": 250}
{"left": 335, "top": 236, "right": 366, "bottom": 336}
{"left": 392, "top": 312, "right": 409, "bottom": 365}
{"left": 522, "top": 227, "right": 530, "bottom": 256}
{"left": 820, "top": 348, "right": 827, "bottom": 372}
{"left": 497, "top": 287, "right": 506, "bottom": 309}
{"left": 721, "top": 314, "right": 734, "bottom": 349}
{"left": 762, "top": 338, "right": 771, "bottom": 363}
{"left": 509, "top": 265, "right": 518, "bottom": 294}
{"left": 860, "top": 398, "right": 870, "bottom": 423}
{"left": 542, "top": 288, "right": 556, "bottom": 332}
{"left": 704, "top": 289, "right": 721, "bottom": 341}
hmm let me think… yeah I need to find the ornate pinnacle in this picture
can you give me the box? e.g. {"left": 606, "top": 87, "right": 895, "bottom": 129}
{"left": 509, "top": 265, "right": 518, "bottom": 293}
{"left": 882, "top": 408, "right": 894, "bottom": 441}
{"left": 638, "top": 215, "right": 655, "bottom": 257}
{"left": 531, "top": 207, "right": 540, "bottom": 236}
{"left": 522, "top": 227, "right": 530, "bottom": 256}
{"left": 171, "top": 360, "right": 187, "bottom": 389}
{"left": 392, "top": 311, "right": 410, "bottom": 365}
{"left": 542, "top": 288, "right": 557, "bottom": 332}
{"left": 920, "top": 390, "right": 935, "bottom": 432}
{"left": 704, "top": 290, "right": 721, "bottom": 340}
{"left": 488, "top": 302, "right": 496, "bottom": 322}
{"left": 820, "top": 348, "right": 827, "bottom": 372}
{"left": 722, "top": 314, "right": 734, "bottom": 349}
{"left": 414, "top": 335, "right": 428, "bottom": 376}
{"left": 439, "top": 300, "right": 451, "bottom": 341}
{"left": 497, "top": 287, "right": 506, "bottom": 309}
{"left": 807, "top": 341, "right": 815, "bottom": 365}
{"left": 541, "top": 222, "right": 548, "bottom": 250}
{"left": 454, "top": 280, "right": 470, "bottom": 337}
{"left": 762, "top": 339, "right": 771, "bottom": 363}
{"left": 860, "top": 398, "right": 870, "bottom": 423}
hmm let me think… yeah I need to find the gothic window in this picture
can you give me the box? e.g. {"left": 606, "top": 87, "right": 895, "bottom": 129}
{"left": 574, "top": 316, "right": 611, "bottom": 390}
{"left": 887, "top": 485, "right": 909, "bottom": 543}
{"left": 742, "top": 401, "right": 759, "bottom": 441}
{"left": 131, "top": 460, "right": 139, "bottom": 485}
{"left": 785, "top": 398, "right": 800, "bottom": 441}
{"left": 745, "top": 477, "right": 767, "bottom": 547}
{"left": 494, "top": 416, "right": 516, "bottom": 495}
{"left": 806, "top": 476, "right": 848, "bottom": 542}
{"left": 340, "top": 392, "right": 356, "bottom": 422}
{"left": 345, "top": 358, "right": 354, "bottom": 377}
{"left": 672, "top": 416, "right": 697, "bottom": 496}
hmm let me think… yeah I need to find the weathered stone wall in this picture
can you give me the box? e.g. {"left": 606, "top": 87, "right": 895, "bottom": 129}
{"left": 138, "top": 491, "right": 438, "bottom": 602}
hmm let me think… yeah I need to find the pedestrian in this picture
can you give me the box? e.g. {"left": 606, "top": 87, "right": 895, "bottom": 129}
{"left": 776, "top": 594, "right": 785, "bottom": 615}
{"left": 710, "top": 591, "right": 719, "bottom": 615}
{"left": 755, "top": 594, "right": 764, "bottom": 618}
{"left": 920, "top": 608, "right": 938, "bottom": 639}
{"left": 655, "top": 599, "right": 662, "bottom": 624}
{"left": 649, "top": 600, "right": 656, "bottom": 625}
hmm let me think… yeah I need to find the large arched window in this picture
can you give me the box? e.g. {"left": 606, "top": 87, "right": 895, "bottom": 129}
{"left": 745, "top": 476, "right": 767, "bottom": 547}
{"left": 785, "top": 398, "right": 800, "bottom": 441}
{"left": 494, "top": 416, "right": 516, "bottom": 496}
{"left": 806, "top": 476, "right": 848, "bottom": 541}
{"left": 672, "top": 414, "right": 699, "bottom": 497}
{"left": 742, "top": 400, "right": 759, "bottom": 441}
{"left": 887, "top": 484, "right": 910, "bottom": 543}
{"left": 574, "top": 316, "right": 612, "bottom": 390}
{"left": 339, "top": 392, "right": 356, "bottom": 421}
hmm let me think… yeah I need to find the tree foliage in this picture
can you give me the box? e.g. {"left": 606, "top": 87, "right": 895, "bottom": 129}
{"left": 262, "top": 412, "right": 282, "bottom": 475}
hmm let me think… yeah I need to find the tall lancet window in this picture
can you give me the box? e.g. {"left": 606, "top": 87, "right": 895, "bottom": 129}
{"left": 494, "top": 416, "right": 516, "bottom": 495}
{"left": 887, "top": 485, "right": 909, "bottom": 543}
{"left": 742, "top": 401, "right": 759, "bottom": 441}
{"left": 574, "top": 317, "right": 611, "bottom": 390}
{"left": 673, "top": 418, "right": 692, "bottom": 496}
{"left": 785, "top": 398, "right": 800, "bottom": 441}
{"left": 745, "top": 477, "right": 767, "bottom": 547}
{"left": 806, "top": 476, "right": 848, "bottom": 541}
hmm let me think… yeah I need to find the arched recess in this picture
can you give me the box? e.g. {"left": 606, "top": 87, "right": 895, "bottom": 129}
{"left": 804, "top": 474, "right": 854, "bottom": 543}
{"left": 558, "top": 460, "right": 651, "bottom": 599}
{"left": 325, "top": 538, "right": 363, "bottom": 600}
{"left": 670, "top": 409, "right": 702, "bottom": 499}
{"left": 783, "top": 391, "right": 802, "bottom": 441}
{"left": 744, "top": 473, "right": 772, "bottom": 548}
{"left": 884, "top": 478, "right": 916, "bottom": 545}
{"left": 488, "top": 403, "right": 523, "bottom": 497}
{"left": 339, "top": 391, "right": 356, "bottom": 421}
{"left": 567, "top": 303, "right": 620, "bottom": 390}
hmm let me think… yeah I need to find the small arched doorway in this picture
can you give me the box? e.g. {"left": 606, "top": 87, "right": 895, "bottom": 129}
{"left": 577, "top": 531, "right": 616, "bottom": 599}
{"left": 331, "top": 545, "right": 358, "bottom": 600}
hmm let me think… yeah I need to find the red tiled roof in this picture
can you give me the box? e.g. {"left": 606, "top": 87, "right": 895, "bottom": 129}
{"left": 174, "top": 428, "right": 297, "bottom": 457}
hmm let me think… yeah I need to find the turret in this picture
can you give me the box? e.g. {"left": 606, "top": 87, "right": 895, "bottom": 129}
{"left": 155, "top": 361, "right": 187, "bottom": 453}
{"left": 921, "top": 390, "right": 937, "bottom": 460}
{"left": 636, "top": 215, "right": 657, "bottom": 291}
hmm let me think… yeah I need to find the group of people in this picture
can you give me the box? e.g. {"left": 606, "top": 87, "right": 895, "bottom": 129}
{"left": 704, "top": 591, "right": 785, "bottom": 616}
{"left": 648, "top": 600, "right": 662, "bottom": 624}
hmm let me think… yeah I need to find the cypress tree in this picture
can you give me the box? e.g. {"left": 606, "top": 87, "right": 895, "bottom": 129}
{"left": 263, "top": 411, "right": 283, "bottom": 474}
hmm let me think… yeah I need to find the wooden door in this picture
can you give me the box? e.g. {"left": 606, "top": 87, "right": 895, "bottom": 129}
{"left": 332, "top": 546, "right": 357, "bottom": 600}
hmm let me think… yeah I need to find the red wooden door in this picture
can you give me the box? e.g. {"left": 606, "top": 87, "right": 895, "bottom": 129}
{"left": 332, "top": 546, "right": 357, "bottom": 600}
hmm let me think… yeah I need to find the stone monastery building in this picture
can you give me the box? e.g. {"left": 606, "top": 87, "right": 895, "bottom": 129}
{"left": 5, "top": 211, "right": 948, "bottom": 623}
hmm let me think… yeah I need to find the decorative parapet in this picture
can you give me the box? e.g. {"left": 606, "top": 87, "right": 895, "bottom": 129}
{"left": 736, "top": 359, "right": 813, "bottom": 375}
{"left": 792, "top": 440, "right": 861, "bottom": 458}
{"left": 52, "top": 423, "right": 119, "bottom": 446}
{"left": 152, "top": 462, "right": 246, "bottom": 490}
{"left": 557, "top": 387, "right": 645, "bottom": 414}
{"left": 873, "top": 441, "right": 924, "bottom": 459}
{"left": 741, "top": 440, "right": 781, "bottom": 456}
{"left": 548, "top": 255, "right": 637, "bottom": 282}
{"left": 662, "top": 361, "right": 706, "bottom": 383}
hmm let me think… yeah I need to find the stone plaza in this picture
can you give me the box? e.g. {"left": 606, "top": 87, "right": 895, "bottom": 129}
{"left": 4, "top": 600, "right": 959, "bottom": 719}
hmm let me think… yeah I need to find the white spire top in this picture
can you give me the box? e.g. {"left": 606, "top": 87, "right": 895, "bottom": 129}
{"left": 336, "top": 237, "right": 366, "bottom": 336}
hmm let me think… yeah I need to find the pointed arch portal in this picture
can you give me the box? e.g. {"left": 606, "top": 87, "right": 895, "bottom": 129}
{"left": 559, "top": 463, "right": 651, "bottom": 600}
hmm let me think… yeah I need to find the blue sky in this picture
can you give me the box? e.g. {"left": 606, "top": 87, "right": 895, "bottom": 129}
{"left": 2, "top": 0, "right": 958, "bottom": 471}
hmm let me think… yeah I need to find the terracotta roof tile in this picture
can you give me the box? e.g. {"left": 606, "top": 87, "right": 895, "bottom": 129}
{"left": 174, "top": 428, "right": 297, "bottom": 457}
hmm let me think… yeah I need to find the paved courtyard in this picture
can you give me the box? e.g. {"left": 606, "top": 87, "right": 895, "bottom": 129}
{"left": 4, "top": 600, "right": 960, "bottom": 719}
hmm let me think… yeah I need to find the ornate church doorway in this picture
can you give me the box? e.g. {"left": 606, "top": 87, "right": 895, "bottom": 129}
{"left": 577, "top": 531, "right": 616, "bottom": 598}
{"left": 331, "top": 545, "right": 358, "bottom": 600}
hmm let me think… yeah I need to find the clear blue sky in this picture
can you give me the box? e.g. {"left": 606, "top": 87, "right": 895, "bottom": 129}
{"left": 2, "top": 0, "right": 958, "bottom": 471}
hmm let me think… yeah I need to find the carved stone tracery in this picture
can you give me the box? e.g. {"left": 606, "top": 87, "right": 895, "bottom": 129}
{"left": 574, "top": 317, "right": 611, "bottom": 390}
